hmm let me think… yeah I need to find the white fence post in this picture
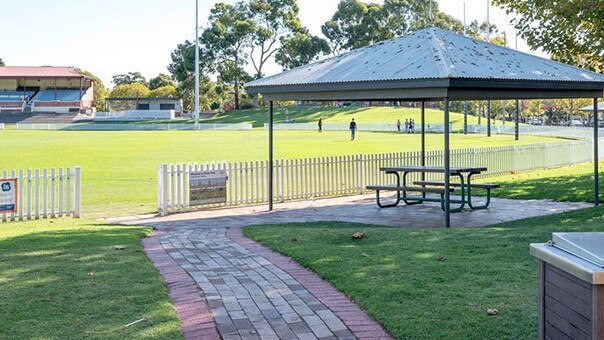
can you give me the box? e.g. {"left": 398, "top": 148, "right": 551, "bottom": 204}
{"left": 74, "top": 166, "right": 81, "bottom": 218}
{"left": 356, "top": 153, "right": 363, "bottom": 194}
{"left": 159, "top": 163, "right": 168, "bottom": 216}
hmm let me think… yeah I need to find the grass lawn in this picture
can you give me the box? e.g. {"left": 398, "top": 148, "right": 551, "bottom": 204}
{"left": 0, "top": 218, "right": 181, "bottom": 339}
{"left": 244, "top": 207, "right": 604, "bottom": 340}
{"left": 0, "top": 129, "right": 557, "bottom": 217}
{"left": 202, "top": 106, "right": 487, "bottom": 128}
{"left": 485, "top": 161, "right": 602, "bottom": 202}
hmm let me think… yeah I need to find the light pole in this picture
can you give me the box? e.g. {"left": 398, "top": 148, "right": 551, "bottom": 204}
{"left": 194, "top": 0, "right": 200, "bottom": 128}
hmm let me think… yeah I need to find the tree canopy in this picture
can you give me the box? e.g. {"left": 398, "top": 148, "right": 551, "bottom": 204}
{"left": 275, "top": 30, "right": 330, "bottom": 70}
{"left": 0, "top": 58, "right": 4, "bottom": 67}
{"left": 109, "top": 82, "right": 151, "bottom": 99}
{"left": 149, "top": 73, "right": 175, "bottom": 90}
{"left": 248, "top": 0, "right": 302, "bottom": 78}
{"left": 112, "top": 72, "right": 147, "bottom": 87}
{"left": 493, "top": 0, "right": 604, "bottom": 72}
{"left": 321, "top": 0, "right": 463, "bottom": 54}
{"left": 202, "top": 2, "right": 254, "bottom": 109}
{"left": 149, "top": 85, "right": 177, "bottom": 98}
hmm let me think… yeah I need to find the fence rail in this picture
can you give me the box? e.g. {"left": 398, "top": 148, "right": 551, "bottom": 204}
{"left": 16, "top": 123, "right": 253, "bottom": 131}
{"left": 158, "top": 140, "right": 596, "bottom": 214}
{"left": 1, "top": 166, "right": 81, "bottom": 222}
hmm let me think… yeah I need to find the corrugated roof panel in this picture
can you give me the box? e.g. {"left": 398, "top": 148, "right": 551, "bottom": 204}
{"left": 0, "top": 66, "right": 84, "bottom": 78}
{"left": 246, "top": 28, "right": 604, "bottom": 89}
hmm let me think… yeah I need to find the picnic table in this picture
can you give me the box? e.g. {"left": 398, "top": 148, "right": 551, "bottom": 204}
{"left": 366, "top": 166, "right": 499, "bottom": 211}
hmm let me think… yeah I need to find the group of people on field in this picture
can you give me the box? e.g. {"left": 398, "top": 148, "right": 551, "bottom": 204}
{"left": 396, "top": 118, "right": 416, "bottom": 133}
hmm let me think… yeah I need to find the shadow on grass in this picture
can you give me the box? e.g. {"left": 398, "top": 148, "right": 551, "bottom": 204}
{"left": 490, "top": 168, "right": 600, "bottom": 203}
{"left": 0, "top": 224, "right": 181, "bottom": 339}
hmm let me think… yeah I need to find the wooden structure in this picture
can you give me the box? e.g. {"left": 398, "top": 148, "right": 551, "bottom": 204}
{"left": 531, "top": 233, "right": 604, "bottom": 339}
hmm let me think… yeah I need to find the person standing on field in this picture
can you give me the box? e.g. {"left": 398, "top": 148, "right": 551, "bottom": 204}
{"left": 405, "top": 118, "right": 410, "bottom": 133}
{"left": 349, "top": 118, "right": 357, "bottom": 140}
{"left": 396, "top": 119, "right": 401, "bottom": 132}
{"left": 318, "top": 118, "right": 323, "bottom": 132}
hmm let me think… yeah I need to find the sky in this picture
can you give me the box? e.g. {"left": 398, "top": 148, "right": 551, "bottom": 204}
{"left": 0, "top": 0, "right": 545, "bottom": 87}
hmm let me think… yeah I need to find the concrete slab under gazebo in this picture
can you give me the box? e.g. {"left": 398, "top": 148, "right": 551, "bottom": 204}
{"left": 245, "top": 27, "right": 604, "bottom": 228}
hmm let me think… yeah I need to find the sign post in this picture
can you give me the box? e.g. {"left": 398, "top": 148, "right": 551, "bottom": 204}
{"left": 0, "top": 178, "right": 17, "bottom": 213}
{"left": 189, "top": 170, "right": 228, "bottom": 206}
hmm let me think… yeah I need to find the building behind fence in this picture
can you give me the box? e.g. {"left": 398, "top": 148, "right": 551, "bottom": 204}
{"left": 158, "top": 140, "right": 596, "bottom": 215}
{"left": 1, "top": 166, "right": 81, "bottom": 222}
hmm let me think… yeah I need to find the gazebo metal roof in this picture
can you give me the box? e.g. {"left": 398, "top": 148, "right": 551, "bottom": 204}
{"left": 245, "top": 27, "right": 604, "bottom": 228}
{"left": 246, "top": 28, "right": 604, "bottom": 101}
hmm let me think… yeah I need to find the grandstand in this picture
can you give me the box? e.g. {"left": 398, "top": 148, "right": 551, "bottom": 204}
{"left": 0, "top": 66, "right": 94, "bottom": 122}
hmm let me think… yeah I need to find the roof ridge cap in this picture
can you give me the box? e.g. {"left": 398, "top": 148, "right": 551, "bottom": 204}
{"left": 428, "top": 29, "right": 456, "bottom": 78}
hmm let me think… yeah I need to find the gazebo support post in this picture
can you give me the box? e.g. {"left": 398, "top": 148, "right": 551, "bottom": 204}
{"left": 515, "top": 99, "right": 520, "bottom": 141}
{"left": 463, "top": 101, "right": 468, "bottom": 135}
{"left": 268, "top": 101, "right": 274, "bottom": 211}
{"left": 487, "top": 100, "right": 491, "bottom": 137}
{"left": 444, "top": 98, "right": 451, "bottom": 228}
{"left": 421, "top": 100, "right": 426, "bottom": 193}
{"left": 594, "top": 97, "right": 599, "bottom": 206}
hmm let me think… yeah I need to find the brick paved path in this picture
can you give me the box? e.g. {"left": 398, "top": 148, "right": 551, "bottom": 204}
{"left": 158, "top": 226, "right": 390, "bottom": 340}
{"left": 117, "top": 194, "right": 590, "bottom": 339}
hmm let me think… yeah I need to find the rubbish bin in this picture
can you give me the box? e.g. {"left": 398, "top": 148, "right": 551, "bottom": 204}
{"left": 530, "top": 232, "right": 604, "bottom": 340}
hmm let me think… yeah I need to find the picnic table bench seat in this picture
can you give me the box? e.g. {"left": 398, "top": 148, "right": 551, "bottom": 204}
{"left": 365, "top": 184, "right": 455, "bottom": 209}
{"left": 413, "top": 180, "right": 500, "bottom": 209}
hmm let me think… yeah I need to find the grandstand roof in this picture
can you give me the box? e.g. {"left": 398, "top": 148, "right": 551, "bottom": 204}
{"left": 0, "top": 66, "right": 88, "bottom": 79}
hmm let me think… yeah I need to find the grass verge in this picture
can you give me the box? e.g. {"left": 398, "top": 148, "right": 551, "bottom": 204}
{"left": 0, "top": 218, "right": 182, "bottom": 339}
{"left": 243, "top": 207, "right": 604, "bottom": 339}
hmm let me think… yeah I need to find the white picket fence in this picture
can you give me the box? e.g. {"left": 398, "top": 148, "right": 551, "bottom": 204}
{"left": 158, "top": 140, "right": 595, "bottom": 214}
{"left": 1, "top": 167, "right": 81, "bottom": 222}
{"left": 16, "top": 123, "right": 253, "bottom": 131}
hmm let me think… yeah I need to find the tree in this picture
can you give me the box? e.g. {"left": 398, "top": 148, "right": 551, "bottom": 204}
{"left": 248, "top": 0, "right": 302, "bottom": 79}
{"left": 321, "top": 0, "right": 464, "bottom": 54}
{"left": 109, "top": 82, "right": 150, "bottom": 98}
{"left": 202, "top": 2, "right": 254, "bottom": 109}
{"left": 149, "top": 73, "right": 175, "bottom": 90}
{"left": 112, "top": 72, "right": 147, "bottom": 86}
{"left": 0, "top": 58, "right": 4, "bottom": 66}
{"left": 465, "top": 20, "right": 506, "bottom": 46}
{"left": 168, "top": 40, "right": 220, "bottom": 112}
{"left": 149, "top": 85, "right": 177, "bottom": 98}
{"left": 275, "top": 30, "right": 330, "bottom": 70}
{"left": 76, "top": 69, "right": 107, "bottom": 111}
{"left": 493, "top": 0, "right": 604, "bottom": 72}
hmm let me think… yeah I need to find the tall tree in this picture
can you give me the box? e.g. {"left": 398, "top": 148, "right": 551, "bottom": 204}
{"left": 76, "top": 69, "right": 107, "bottom": 111}
{"left": 493, "top": 0, "right": 604, "bottom": 72}
{"left": 202, "top": 2, "right": 254, "bottom": 109}
{"left": 321, "top": 0, "right": 463, "bottom": 54}
{"left": 112, "top": 72, "right": 147, "bottom": 86}
{"left": 275, "top": 30, "right": 330, "bottom": 70}
{"left": 168, "top": 40, "right": 220, "bottom": 112}
{"left": 149, "top": 73, "right": 175, "bottom": 90}
{"left": 0, "top": 58, "right": 4, "bottom": 66}
{"left": 248, "top": 0, "right": 302, "bottom": 79}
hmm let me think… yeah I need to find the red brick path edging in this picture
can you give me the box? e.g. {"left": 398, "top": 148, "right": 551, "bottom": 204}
{"left": 141, "top": 230, "right": 220, "bottom": 340}
{"left": 227, "top": 227, "right": 392, "bottom": 340}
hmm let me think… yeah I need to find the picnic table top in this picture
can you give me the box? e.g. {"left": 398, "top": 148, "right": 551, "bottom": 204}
{"left": 380, "top": 166, "right": 487, "bottom": 174}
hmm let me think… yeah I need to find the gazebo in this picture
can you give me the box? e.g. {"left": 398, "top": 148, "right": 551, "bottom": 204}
{"left": 245, "top": 28, "right": 604, "bottom": 228}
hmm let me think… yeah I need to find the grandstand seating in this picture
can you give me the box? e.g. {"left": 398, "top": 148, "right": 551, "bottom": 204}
{"left": 0, "top": 90, "right": 35, "bottom": 101}
{"left": 33, "top": 89, "right": 84, "bottom": 102}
